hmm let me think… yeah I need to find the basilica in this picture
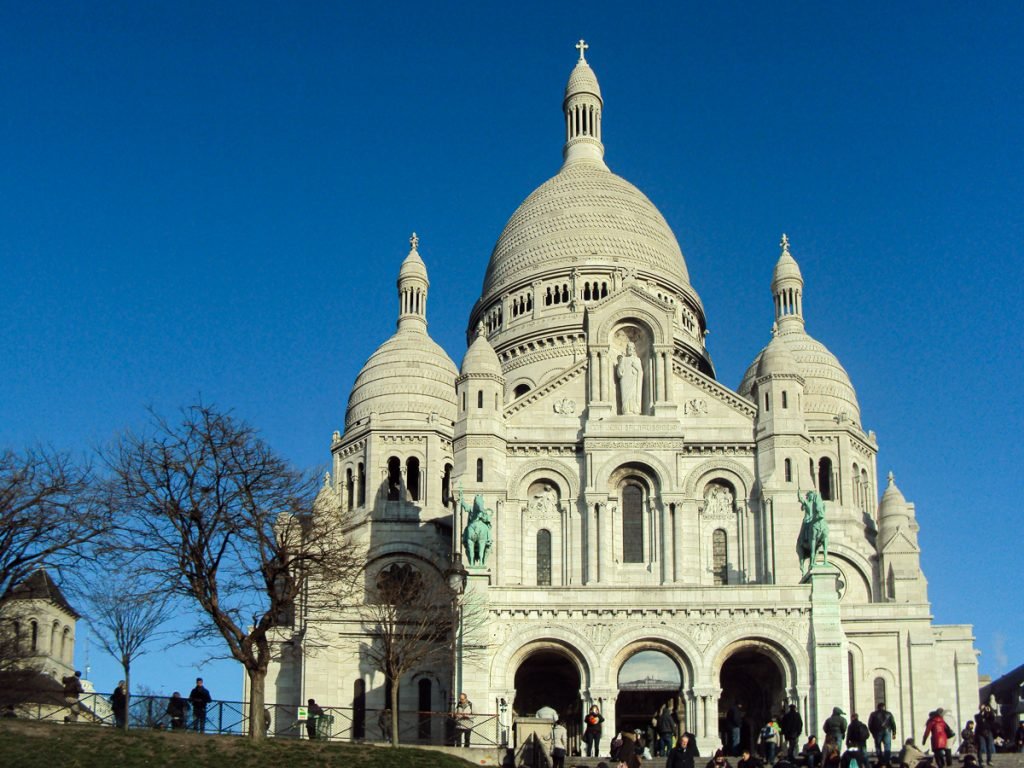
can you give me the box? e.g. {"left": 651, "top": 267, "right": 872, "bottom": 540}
{"left": 264, "top": 45, "right": 979, "bottom": 751}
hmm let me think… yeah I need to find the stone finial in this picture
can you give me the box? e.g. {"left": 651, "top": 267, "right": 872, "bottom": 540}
{"left": 576, "top": 39, "right": 589, "bottom": 62}
{"left": 887, "top": 471, "right": 895, "bottom": 485}
{"left": 780, "top": 233, "right": 790, "bottom": 255}
{"left": 409, "top": 232, "right": 419, "bottom": 251}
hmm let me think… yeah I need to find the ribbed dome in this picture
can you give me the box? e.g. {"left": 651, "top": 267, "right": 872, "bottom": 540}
{"left": 345, "top": 329, "right": 458, "bottom": 430}
{"left": 565, "top": 60, "right": 601, "bottom": 101}
{"left": 460, "top": 328, "right": 502, "bottom": 377}
{"left": 878, "top": 472, "right": 908, "bottom": 518}
{"left": 480, "top": 161, "right": 692, "bottom": 298}
{"left": 739, "top": 328, "right": 861, "bottom": 423}
{"left": 756, "top": 331, "right": 800, "bottom": 378}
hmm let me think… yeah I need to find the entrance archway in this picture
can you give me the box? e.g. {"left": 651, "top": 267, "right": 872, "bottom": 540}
{"left": 718, "top": 647, "right": 786, "bottom": 754}
{"left": 514, "top": 649, "right": 583, "bottom": 749}
{"left": 616, "top": 650, "right": 683, "bottom": 736}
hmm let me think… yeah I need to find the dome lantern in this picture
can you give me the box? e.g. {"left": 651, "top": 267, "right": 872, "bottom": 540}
{"left": 772, "top": 234, "right": 805, "bottom": 330}
{"left": 562, "top": 40, "right": 606, "bottom": 167}
{"left": 397, "top": 232, "right": 429, "bottom": 331}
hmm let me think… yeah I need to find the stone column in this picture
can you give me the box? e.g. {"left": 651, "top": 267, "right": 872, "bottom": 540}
{"left": 807, "top": 566, "right": 848, "bottom": 730}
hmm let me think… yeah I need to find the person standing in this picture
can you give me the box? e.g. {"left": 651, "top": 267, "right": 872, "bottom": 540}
{"left": 62, "top": 670, "right": 84, "bottom": 723}
{"left": 846, "top": 713, "right": 869, "bottom": 754}
{"left": 166, "top": 692, "right": 189, "bottom": 729}
{"left": 669, "top": 733, "right": 700, "bottom": 768}
{"left": 551, "top": 719, "right": 568, "bottom": 768}
{"left": 583, "top": 704, "right": 605, "bottom": 757}
{"left": 189, "top": 677, "right": 212, "bottom": 733}
{"left": 454, "top": 692, "right": 473, "bottom": 747}
{"left": 974, "top": 704, "right": 998, "bottom": 766}
{"left": 306, "top": 698, "right": 324, "bottom": 740}
{"left": 922, "top": 709, "right": 952, "bottom": 768}
{"left": 727, "top": 704, "right": 744, "bottom": 756}
{"left": 781, "top": 704, "right": 803, "bottom": 760}
{"left": 111, "top": 680, "right": 128, "bottom": 729}
{"left": 761, "top": 717, "right": 781, "bottom": 762}
{"left": 658, "top": 703, "right": 677, "bottom": 756}
{"left": 868, "top": 702, "right": 896, "bottom": 765}
{"left": 823, "top": 708, "right": 848, "bottom": 747}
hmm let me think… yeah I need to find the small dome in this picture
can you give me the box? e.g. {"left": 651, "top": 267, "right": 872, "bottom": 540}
{"left": 564, "top": 60, "right": 602, "bottom": 103}
{"left": 345, "top": 329, "right": 458, "bottom": 430}
{"left": 739, "top": 327, "right": 860, "bottom": 424}
{"left": 772, "top": 248, "right": 803, "bottom": 285}
{"left": 399, "top": 244, "right": 427, "bottom": 281}
{"left": 756, "top": 331, "right": 800, "bottom": 379}
{"left": 460, "top": 326, "right": 502, "bottom": 377}
{"left": 878, "top": 472, "right": 909, "bottom": 518}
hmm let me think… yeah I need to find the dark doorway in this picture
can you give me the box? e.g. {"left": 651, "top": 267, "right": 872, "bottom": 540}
{"left": 718, "top": 648, "right": 785, "bottom": 754}
{"left": 353, "top": 679, "right": 366, "bottom": 739}
{"left": 514, "top": 650, "right": 583, "bottom": 750}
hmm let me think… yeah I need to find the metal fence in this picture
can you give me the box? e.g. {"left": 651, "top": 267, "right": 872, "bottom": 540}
{"left": 8, "top": 690, "right": 504, "bottom": 746}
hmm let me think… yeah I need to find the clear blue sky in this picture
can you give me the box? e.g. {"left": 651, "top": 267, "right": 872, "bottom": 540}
{"left": 2, "top": 2, "right": 1021, "bottom": 701}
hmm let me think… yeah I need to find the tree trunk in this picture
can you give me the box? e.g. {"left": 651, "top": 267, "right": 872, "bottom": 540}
{"left": 247, "top": 667, "right": 266, "bottom": 741}
{"left": 390, "top": 681, "right": 400, "bottom": 747}
{"left": 123, "top": 662, "right": 131, "bottom": 732}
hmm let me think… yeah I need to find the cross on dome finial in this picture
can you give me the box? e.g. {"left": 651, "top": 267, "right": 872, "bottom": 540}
{"left": 576, "top": 39, "right": 589, "bottom": 62}
{"left": 409, "top": 232, "right": 419, "bottom": 250}
{"left": 780, "top": 233, "right": 790, "bottom": 254}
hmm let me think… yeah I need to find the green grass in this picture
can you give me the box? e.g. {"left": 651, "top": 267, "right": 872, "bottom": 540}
{"left": 0, "top": 720, "right": 478, "bottom": 768}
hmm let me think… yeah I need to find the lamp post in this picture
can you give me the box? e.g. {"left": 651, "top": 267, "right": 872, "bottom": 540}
{"left": 445, "top": 553, "right": 468, "bottom": 742}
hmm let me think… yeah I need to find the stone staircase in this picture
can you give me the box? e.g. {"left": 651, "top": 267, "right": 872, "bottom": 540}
{"left": 556, "top": 756, "right": 1024, "bottom": 768}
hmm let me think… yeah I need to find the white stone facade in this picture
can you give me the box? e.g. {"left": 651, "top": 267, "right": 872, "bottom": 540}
{"left": 267, "top": 47, "right": 978, "bottom": 750}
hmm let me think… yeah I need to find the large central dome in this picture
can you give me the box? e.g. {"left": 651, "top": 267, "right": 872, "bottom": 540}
{"left": 480, "top": 160, "right": 692, "bottom": 298}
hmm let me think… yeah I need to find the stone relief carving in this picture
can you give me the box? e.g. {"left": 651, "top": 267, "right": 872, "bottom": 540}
{"left": 580, "top": 623, "right": 615, "bottom": 649}
{"left": 702, "top": 483, "right": 735, "bottom": 518}
{"left": 615, "top": 341, "right": 644, "bottom": 415}
{"left": 553, "top": 398, "right": 577, "bottom": 415}
{"left": 683, "top": 398, "right": 708, "bottom": 415}
{"left": 528, "top": 485, "right": 559, "bottom": 516}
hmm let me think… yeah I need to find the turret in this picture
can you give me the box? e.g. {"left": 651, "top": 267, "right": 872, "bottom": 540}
{"left": 877, "top": 472, "right": 928, "bottom": 602}
{"left": 562, "top": 40, "right": 606, "bottom": 167}
{"left": 454, "top": 324, "right": 507, "bottom": 493}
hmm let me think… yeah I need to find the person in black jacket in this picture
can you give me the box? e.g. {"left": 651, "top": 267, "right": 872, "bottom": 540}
{"left": 668, "top": 734, "right": 701, "bottom": 768}
{"left": 847, "top": 713, "right": 869, "bottom": 753}
{"left": 111, "top": 680, "right": 128, "bottom": 729}
{"left": 188, "top": 677, "right": 212, "bottom": 733}
{"left": 823, "top": 708, "right": 848, "bottom": 747}
{"left": 974, "top": 704, "right": 998, "bottom": 766}
{"left": 781, "top": 704, "right": 804, "bottom": 760}
{"left": 868, "top": 703, "right": 897, "bottom": 766}
{"left": 166, "top": 692, "right": 189, "bottom": 730}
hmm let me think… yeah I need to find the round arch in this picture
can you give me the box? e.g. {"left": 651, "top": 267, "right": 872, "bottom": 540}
{"left": 594, "top": 306, "right": 670, "bottom": 346}
{"left": 829, "top": 547, "right": 876, "bottom": 603}
{"left": 600, "top": 631, "right": 700, "bottom": 690}
{"left": 592, "top": 456, "right": 672, "bottom": 495}
{"left": 509, "top": 459, "right": 580, "bottom": 501}
{"left": 705, "top": 624, "right": 808, "bottom": 690}
{"left": 492, "top": 632, "right": 596, "bottom": 693}
{"left": 682, "top": 459, "right": 755, "bottom": 500}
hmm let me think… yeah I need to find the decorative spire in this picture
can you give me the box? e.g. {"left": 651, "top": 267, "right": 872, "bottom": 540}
{"left": 771, "top": 233, "right": 805, "bottom": 330}
{"left": 887, "top": 471, "right": 895, "bottom": 486}
{"left": 397, "top": 232, "right": 429, "bottom": 331}
{"left": 562, "top": 41, "right": 606, "bottom": 167}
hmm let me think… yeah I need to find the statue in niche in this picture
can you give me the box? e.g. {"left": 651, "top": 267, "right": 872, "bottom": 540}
{"left": 529, "top": 484, "right": 558, "bottom": 515}
{"left": 796, "top": 488, "right": 829, "bottom": 574}
{"left": 615, "top": 341, "right": 644, "bottom": 415}
{"left": 459, "top": 489, "right": 493, "bottom": 567}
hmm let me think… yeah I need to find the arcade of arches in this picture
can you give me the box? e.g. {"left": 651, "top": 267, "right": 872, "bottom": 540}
{"left": 510, "top": 641, "right": 792, "bottom": 749}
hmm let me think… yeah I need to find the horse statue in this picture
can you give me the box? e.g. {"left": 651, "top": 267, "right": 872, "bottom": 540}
{"left": 797, "top": 488, "right": 829, "bottom": 574}
{"left": 459, "top": 490, "right": 493, "bottom": 567}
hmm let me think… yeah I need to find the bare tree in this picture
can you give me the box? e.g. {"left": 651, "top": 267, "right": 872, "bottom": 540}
{"left": 0, "top": 447, "right": 104, "bottom": 600}
{"left": 76, "top": 572, "right": 172, "bottom": 730}
{"left": 104, "top": 404, "right": 359, "bottom": 741}
{"left": 360, "top": 562, "right": 483, "bottom": 747}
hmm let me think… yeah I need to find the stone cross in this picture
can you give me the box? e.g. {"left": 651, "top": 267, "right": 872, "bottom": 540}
{"left": 409, "top": 232, "right": 419, "bottom": 250}
{"left": 576, "top": 39, "right": 588, "bottom": 62}
{"left": 780, "top": 233, "right": 790, "bottom": 253}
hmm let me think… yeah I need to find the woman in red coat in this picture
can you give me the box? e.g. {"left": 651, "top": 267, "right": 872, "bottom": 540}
{"left": 922, "top": 709, "right": 953, "bottom": 767}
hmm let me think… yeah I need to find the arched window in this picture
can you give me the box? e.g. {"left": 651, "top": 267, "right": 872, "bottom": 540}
{"left": 537, "top": 529, "right": 552, "bottom": 586}
{"left": 622, "top": 485, "right": 644, "bottom": 563}
{"left": 461, "top": 391, "right": 466, "bottom": 411}
{"left": 352, "top": 679, "right": 366, "bottom": 738}
{"left": 387, "top": 456, "right": 402, "bottom": 501}
{"left": 852, "top": 463, "right": 860, "bottom": 507}
{"left": 30, "top": 620, "right": 38, "bottom": 652}
{"left": 712, "top": 529, "right": 728, "bottom": 585}
{"left": 782, "top": 391, "right": 788, "bottom": 408}
{"left": 51, "top": 621, "right": 59, "bottom": 655}
{"left": 62, "top": 627, "right": 70, "bottom": 662}
{"left": 513, "top": 383, "right": 530, "bottom": 399}
{"left": 764, "top": 392, "right": 770, "bottom": 411}
{"left": 477, "top": 390, "right": 484, "bottom": 408}
{"left": 418, "top": 679, "right": 432, "bottom": 740}
{"left": 873, "top": 676, "right": 887, "bottom": 707}
{"left": 476, "top": 458, "right": 484, "bottom": 483}
{"left": 358, "top": 462, "right": 366, "bottom": 506}
{"left": 346, "top": 468, "right": 354, "bottom": 510}
{"left": 784, "top": 459, "right": 792, "bottom": 483}
{"left": 818, "top": 457, "right": 834, "bottom": 501}
{"left": 442, "top": 464, "right": 453, "bottom": 506}
{"left": 848, "top": 652, "right": 857, "bottom": 716}
{"left": 406, "top": 457, "right": 421, "bottom": 502}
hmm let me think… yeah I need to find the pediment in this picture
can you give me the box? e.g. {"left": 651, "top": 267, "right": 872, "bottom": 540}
{"left": 881, "top": 527, "right": 920, "bottom": 555}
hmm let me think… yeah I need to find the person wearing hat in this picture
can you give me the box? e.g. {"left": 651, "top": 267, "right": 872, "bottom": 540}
{"left": 823, "top": 708, "right": 848, "bottom": 747}
{"left": 922, "top": 708, "right": 952, "bottom": 767}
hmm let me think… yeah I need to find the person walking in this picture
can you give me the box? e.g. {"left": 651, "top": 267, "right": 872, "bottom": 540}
{"left": 974, "top": 704, "right": 998, "bottom": 766}
{"left": 658, "top": 703, "right": 678, "bottom": 756}
{"left": 868, "top": 702, "right": 896, "bottom": 765}
{"left": 306, "top": 698, "right": 324, "bottom": 740}
{"left": 188, "top": 677, "right": 212, "bottom": 733}
{"left": 551, "top": 719, "right": 568, "bottom": 768}
{"left": 922, "top": 709, "right": 953, "bottom": 768}
{"left": 781, "top": 704, "right": 803, "bottom": 760}
{"left": 583, "top": 704, "right": 605, "bottom": 757}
